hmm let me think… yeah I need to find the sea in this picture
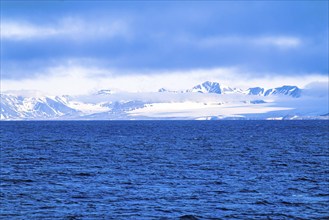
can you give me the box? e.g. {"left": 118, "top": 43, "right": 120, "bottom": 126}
{"left": 0, "top": 121, "right": 328, "bottom": 219}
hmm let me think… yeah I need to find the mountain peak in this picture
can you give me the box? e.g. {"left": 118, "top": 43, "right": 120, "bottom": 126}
{"left": 96, "top": 89, "right": 114, "bottom": 95}
{"left": 158, "top": 88, "right": 167, "bottom": 92}
{"left": 264, "top": 85, "right": 301, "bottom": 98}
{"left": 247, "top": 87, "right": 265, "bottom": 95}
{"left": 188, "top": 81, "right": 222, "bottom": 94}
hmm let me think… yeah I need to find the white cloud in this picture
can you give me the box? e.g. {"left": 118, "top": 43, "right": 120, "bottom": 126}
{"left": 1, "top": 21, "right": 58, "bottom": 39}
{"left": 1, "top": 64, "right": 327, "bottom": 96}
{"left": 0, "top": 18, "right": 131, "bottom": 40}
{"left": 255, "top": 36, "right": 301, "bottom": 48}
{"left": 186, "top": 35, "right": 302, "bottom": 49}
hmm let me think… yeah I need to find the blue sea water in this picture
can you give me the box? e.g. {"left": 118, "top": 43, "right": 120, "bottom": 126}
{"left": 0, "top": 121, "right": 328, "bottom": 219}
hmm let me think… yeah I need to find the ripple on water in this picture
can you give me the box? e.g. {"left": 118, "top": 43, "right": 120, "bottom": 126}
{"left": 1, "top": 120, "right": 328, "bottom": 219}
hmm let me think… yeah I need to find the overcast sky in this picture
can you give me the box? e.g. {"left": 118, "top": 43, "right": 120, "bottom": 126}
{"left": 1, "top": 1, "right": 328, "bottom": 95}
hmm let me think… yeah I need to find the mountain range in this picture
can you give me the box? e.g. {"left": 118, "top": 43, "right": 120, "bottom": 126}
{"left": 159, "top": 81, "right": 302, "bottom": 98}
{"left": 1, "top": 81, "right": 327, "bottom": 120}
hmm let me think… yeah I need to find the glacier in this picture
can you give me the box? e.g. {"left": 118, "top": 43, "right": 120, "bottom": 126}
{"left": 1, "top": 81, "right": 328, "bottom": 120}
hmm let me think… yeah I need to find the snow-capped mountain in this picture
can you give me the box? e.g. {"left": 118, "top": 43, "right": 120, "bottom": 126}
{"left": 246, "top": 87, "right": 265, "bottom": 96}
{"left": 158, "top": 88, "right": 180, "bottom": 93}
{"left": 264, "top": 86, "right": 302, "bottom": 98}
{"left": 0, "top": 94, "right": 78, "bottom": 120}
{"left": 244, "top": 86, "right": 302, "bottom": 97}
{"left": 0, "top": 81, "right": 327, "bottom": 120}
{"left": 160, "top": 81, "right": 302, "bottom": 98}
{"left": 158, "top": 88, "right": 167, "bottom": 93}
{"left": 95, "top": 89, "right": 115, "bottom": 95}
{"left": 187, "top": 81, "right": 223, "bottom": 94}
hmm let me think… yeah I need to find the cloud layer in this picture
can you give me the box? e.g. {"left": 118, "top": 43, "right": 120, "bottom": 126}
{"left": 1, "top": 1, "right": 328, "bottom": 94}
{"left": 1, "top": 18, "right": 130, "bottom": 40}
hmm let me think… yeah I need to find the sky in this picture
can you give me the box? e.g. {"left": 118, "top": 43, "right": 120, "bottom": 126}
{"left": 1, "top": 1, "right": 328, "bottom": 95}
